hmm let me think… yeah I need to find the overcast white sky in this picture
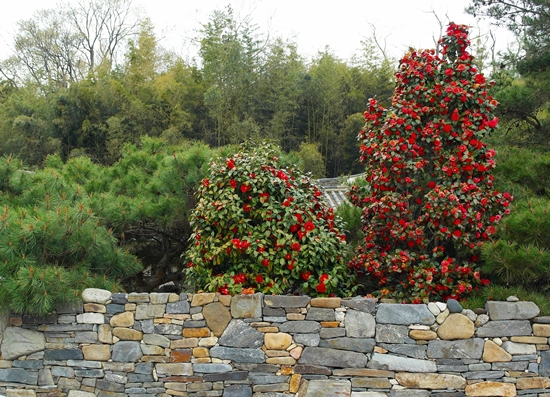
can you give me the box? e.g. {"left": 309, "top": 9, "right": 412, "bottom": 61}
{"left": 0, "top": 0, "right": 514, "bottom": 63}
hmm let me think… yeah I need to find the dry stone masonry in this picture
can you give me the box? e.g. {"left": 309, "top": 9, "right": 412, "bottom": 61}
{"left": 0, "top": 290, "right": 550, "bottom": 397}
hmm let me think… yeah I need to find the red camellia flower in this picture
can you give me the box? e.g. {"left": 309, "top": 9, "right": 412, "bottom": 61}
{"left": 226, "top": 158, "right": 235, "bottom": 170}
{"left": 233, "top": 273, "right": 246, "bottom": 284}
{"left": 261, "top": 258, "right": 270, "bottom": 267}
{"left": 218, "top": 285, "right": 229, "bottom": 295}
{"left": 259, "top": 192, "right": 270, "bottom": 203}
{"left": 453, "top": 230, "right": 462, "bottom": 238}
{"left": 240, "top": 184, "right": 250, "bottom": 193}
{"left": 301, "top": 271, "right": 311, "bottom": 280}
{"left": 243, "top": 204, "right": 251, "bottom": 212}
{"left": 304, "top": 221, "right": 315, "bottom": 232}
{"left": 291, "top": 242, "right": 301, "bottom": 251}
{"left": 256, "top": 275, "right": 263, "bottom": 283}
{"left": 230, "top": 179, "right": 237, "bottom": 188}
{"left": 202, "top": 179, "right": 210, "bottom": 187}
{"left": 315, "top": 283, "right": 327, "bottom": 293}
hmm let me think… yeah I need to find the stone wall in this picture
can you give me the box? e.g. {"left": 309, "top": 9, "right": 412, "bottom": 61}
{"left": 1, "top": 289, "right": 550, "bottom": 397}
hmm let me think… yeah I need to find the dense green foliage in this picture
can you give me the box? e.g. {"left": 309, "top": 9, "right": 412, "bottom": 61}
{"left": 185, "top": 142, "right": 355, "bottom": 296}
{"left": 0, "top": 5, "right": 394, "bottom": 178}
{"left": 0, "top": 138, "right": 217, "bottom": 314}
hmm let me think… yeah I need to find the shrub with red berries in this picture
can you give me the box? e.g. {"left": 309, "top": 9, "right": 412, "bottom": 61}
{"left": 348, "top": 23, "right": 512, "bottom": 302}
{"left": 185, "top": 141, "right": 355, "bottom": 296}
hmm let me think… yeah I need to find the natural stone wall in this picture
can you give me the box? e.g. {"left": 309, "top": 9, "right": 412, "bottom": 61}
{"left": 1, "top": 290, "right": 550, "bottom": 397}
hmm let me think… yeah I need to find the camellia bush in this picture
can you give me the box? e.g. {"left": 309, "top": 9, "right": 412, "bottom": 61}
{"left": 348, "top": 23, "right": 512, "bottom": 302}
{"left": 185, "top": 141, "right": 354, "bottom": 296}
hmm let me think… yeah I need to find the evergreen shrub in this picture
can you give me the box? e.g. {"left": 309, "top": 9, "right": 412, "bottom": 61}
{"left": 185, "top": 141, "right": 355, "bottom": 296}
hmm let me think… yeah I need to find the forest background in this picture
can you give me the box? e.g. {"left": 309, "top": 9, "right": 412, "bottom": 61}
{"left": 0, "top": 0, "right": 549, "bottom": 313}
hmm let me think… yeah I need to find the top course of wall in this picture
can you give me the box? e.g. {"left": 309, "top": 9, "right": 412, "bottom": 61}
{"left": 1, "top": 289, "right": 550, "bottom": 397}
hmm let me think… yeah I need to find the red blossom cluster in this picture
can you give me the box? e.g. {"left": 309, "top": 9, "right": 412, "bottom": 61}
{"left": 349, "top": 23, "right": 511, "bottom": 303}
{"left": 186, "top": 142, "right": 355, "bottom": 296}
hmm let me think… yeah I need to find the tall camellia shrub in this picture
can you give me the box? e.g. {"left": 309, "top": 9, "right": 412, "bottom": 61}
{"left": 349, "top": 24, "right": 512, "bottom": 302}
{"left": 185, "top": 142, "right": 354, "bottom": 296}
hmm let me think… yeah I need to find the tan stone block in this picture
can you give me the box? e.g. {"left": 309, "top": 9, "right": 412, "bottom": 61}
{"left": 258, "top": 327, "right": 279, "bottom": 333}
{"left": 0, "top": 360, "right": 12, "bottom": 368}
{"left": 83, "top": 303, "right": 106, "bottom": 313}
{"left": 510, "top": 336, "right": 547, "bottom": 344}
{"left": 125, "top": 303, "right": 136, "bottom": 311}
{"left": 310, "top": 297, "right": 341, "bottom": 308}
{"left": 537, "top": 344, "right": 550, "bottom": 350}
{"left": 289, "top": 374, "right": 302, "bottom": 393}
{"left": 82, "top": 344, "right": 111, "bottom": 361}
{"left": 6, "top": 389, "right": 36, "bottom": 397}
{"left": 112, "top": 327, "right": 143, "bottom": 341}
{"left": 465, "top": 381, "right": 516, "bottom": 396}
{"left": 170, "top": 350, "right": 192, "bottom": 362}
{"left": 265, "top": 350, "right": 290, "bottom": 357}
{"left": 203, "top": 302, "right": 231, "bottom": 337}
{"left": 437, "top": 313, "right": 474, "bottom": 340}
{"left": 154, "top": 318, "right": 172, "bottom": 324}
{"left": 266, "top": 357, "right": 296, "bottom": 365}
{"left": 516, "top": 377, "right": 550, "bottom": 389}
{"left": 193, "top": 348, "right": 209, "bottom": 358}
{"left": 290, "top": 346, "right": 303, "bottom": 360}
{"left": 9, "top": 317, "right": 22, "bottom": 327}
{"left": 250, "top": 322, "right": 271, "bottom": 327}
{"left": 198, "top": 337, "right": 218, "bottom": 347}
{"left": 98, "top": 324, "right": 112, "bottom": 344}
{"left": 141, "top": 345, "right": 164, "bottom": 355}
{"left": 171, "top": 338, "right": 198, "bottom": 349}
{"left": 533, "top": 324, "right": 550, "bottom": 337}
{"left": 141, "top": 355, "right": 170, "bottom": 363}
{"left": 483, "top": 340, "right": 513, "bottom": 363}
{"left": 374, "top": 346, "right": 388, "bottom": 354}
{"left": 410, "top": 329, "right": 438, "bottom": 340}
{"left": 320, "top": 321, "right": 340, "bottom": 328}
{"left": 191, "top": 357, "right": 211, "bottom": 364}
{"left": 191, "top": 293, "right": 216, "bottom": 307}
{"left": 396, "top": 372, "right": 466, "bottom": 389}
{"left": 182, "top": 328, "right": 210, "bottom": 338}
{"left": 110, "top": 311, "right": 134, "bottom": 327}
{"left": 264, "top": 332, "right": 292, "bottom": 350}
{"left": 168, "top": 293, "right": 180, "bottom": 303}
{"left": 218, "top": 295, "right": 231, "bottom": 306}
{"left": 280, "top": 365, "right": 294, "bottom": 375}
{"left": 286, "top": 313, "right": 305, "bottom": 321}
{"left": 164, "top": 314, "right": 191, "bottom": 321}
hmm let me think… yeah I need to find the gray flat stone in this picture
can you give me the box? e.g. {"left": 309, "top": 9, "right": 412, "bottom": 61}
{"left": 345, "top": 309, "right": 375, "bottom": 338}
{"left": 379, "top": 343, "right": 427, "bottom": 359}
{"left": 306, "top": 308, "right": 335, "bottom": 321}
{"left": 367, "top": 352, "right": 437, "bottom": 372}
{"left": 375, "top": 324, "right": 415, "bottom": 344}
{"left": 0, "top": 368, "right": 39, "bottom": 384}
{"left": 342, "top": 297, "right": 376, "bottom": 313}
{"left": 223, "top": 384, "right": 252, "bottom": 397}
{"left": 318, "top": 337, "right": 375, "bottom": 353}
{"left": 264, "top": 295, "right": 311, "bottom": 308}
{"left": 82, "top": 288, "right": 112, "bottom": 304}
{"left": 376, "top": 303, "right": 435, "bottom": 325}
{"left": 486, "top": 301, "right": 540, "bottom": 320}
{"left": 294, "top": 333, "right": 320, "bottom": 346}
{"left": 427, "top": 339, "right": 484, "bottom": 359}
{"left": 320, "top": 328, "right": 346, "bottom": 339}
{"left": 153, "top": 324, "right": 182, "bottom": 335}
{"left": 44, "top": 349, "right": 83, "bottom": 361}
{"left": 464, "top": 370, "right": 505, "bottom": 379}
{"left": 166, "top": 300, "right": 190, "bottom": 314}
{"left": 1, "top": 327, "right": 45, "bottom": 360}
{"left": 231, "top": 293, "right": 263, "bottom": 318}
{"left": 279, "top": 321, "right": 321, "bottom": 334}
{"left": 540, "top": 350, "right": 550, "bottom": 377}
{"left": 210, "top": 346, "right": 265, "bottom": 363}
{"left": 476, "top": 320, "right": 532, "bottom": 337}
{"left": 304, "top": 380, "right": 351, "bottom": 397}
{"left": 299, "top": 347, "right": 367, "bottom": 368}
{"left": 447, "top": 299, "right": 463, "bottom": 313}
{"left": 112, "top": 341, "right": 143, "bottom": 362}
{"left": 218, "top": 319, "right": 264, "bottom": 348}
{"left": 249, "top": 374, "right": 290, "bottom": 384}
